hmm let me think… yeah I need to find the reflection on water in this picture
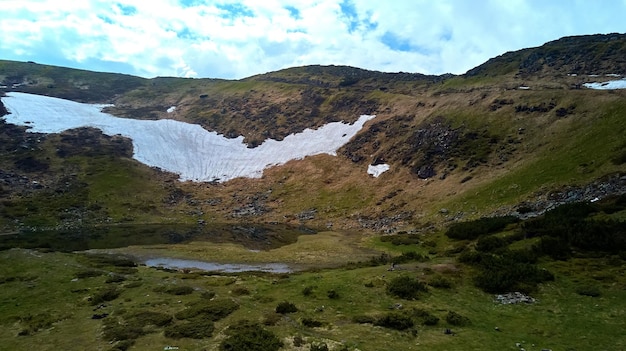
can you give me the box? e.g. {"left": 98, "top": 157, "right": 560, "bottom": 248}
{"left": 145, "top": 257, "right": 292, "bottom": 273}
{"left": 0, "top": 223, "right": 316, "bottom": 252}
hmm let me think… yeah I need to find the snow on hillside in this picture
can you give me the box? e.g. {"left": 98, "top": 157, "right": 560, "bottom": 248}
{"left": 583, "top": 78, "right": 626, "bottom": 89}
{"left": 367, "top": 164, "right": 390, "bottom": 177}
{"left": 1, "top": 92, "right": 375, "bottom": 182}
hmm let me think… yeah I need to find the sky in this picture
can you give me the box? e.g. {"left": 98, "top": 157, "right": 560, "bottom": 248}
{"left": 1, "top": 0, "right": 626, "bottom": 80}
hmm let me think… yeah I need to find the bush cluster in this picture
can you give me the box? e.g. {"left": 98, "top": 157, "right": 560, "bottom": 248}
{"left": 220, "top": 320, "right": 283, "bottom": 351}
{"left": 91, "top": 287, "right": 122, "bottom": 305}
{"left": 445, "top": 216, "right": 518, "bottom": 240}
{"left": 301, "top": 317, "right": 324, "bottom": 327}
{"left": 386, "top": 275, "right": 428, "bottom": 300}
{"left": 164, "top": 319, "right": 214, "bottom": 339}
{"left": 523, "top": 202, "right": 626, "bottom": 256}
{"left": 380, "top": 233, "right": 421, "bottom": 246}
{"left": 373, "top": 312, "right": 415, "bottom": 331}
{"left": 445, "top": 311, "right": 470, "bottom": 326}
{"left": 175, "top": 299, "right": 239, "bottom": 321}
{"left": 409, "top": 308, "right": 439, "bottom": 326}
{"left": 468, "top": 249, "right": 553, "bottom": 293}
{"left": 275, "top": 301, "right": 298, "bottom": 314}
{"left": 155, "top": 285, "right": 195, "bottom": 295}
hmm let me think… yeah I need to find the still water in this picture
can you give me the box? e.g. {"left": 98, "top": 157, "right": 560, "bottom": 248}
{"left": 144, "top": 257, "right": 292, "bottom": 273}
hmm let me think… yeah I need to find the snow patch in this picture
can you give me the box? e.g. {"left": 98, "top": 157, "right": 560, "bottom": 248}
{"left": 1, "top": 92, "right": 374, "bottom": 183}
{"left": 167, "top": 106, "right": 176, "bottom": 113}
{"left": 367, "top": 164, "right": 390, "bottom": 177}
{"left": 583, "top": 79, "right": 626, "bottom": 90}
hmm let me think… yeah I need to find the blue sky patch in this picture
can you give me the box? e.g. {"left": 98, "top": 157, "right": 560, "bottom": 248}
{"left": 339, "top": 0, "right": 359, "bottom": 32}
{"left": 179, "top": 0, "right": 202, "bottom": 8}
{"left": 177, "top": 27, "right": 200, "bottom": 40}
{"left": 216, "top": 3, "right": 254, "bottom": 19}
{"left": 285, "top": 6, "right": 301, "bottom": 18}
{"left": 381, "top": 31, "right": 421, "bottom": 53}
{"left": 115, "top": 3, "right": 137, "bottom": 16}
{"left": 98, "top": 15, "right": 114, "bottom": 25}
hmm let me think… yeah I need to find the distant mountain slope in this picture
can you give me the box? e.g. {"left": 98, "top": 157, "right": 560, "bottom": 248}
{"left": 466, "top": 33, "right": 626, "bottom": 77}
{"left": 1, "top": 33, "right": 625, "bottom": 232}
{"left": 0, "top": 60, "right": 146, "bottom": 102}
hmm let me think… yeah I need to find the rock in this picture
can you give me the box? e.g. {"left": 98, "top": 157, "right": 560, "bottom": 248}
{"left": 91, "top": 313, "right": 109, "bottom": 319}
{"left": 495, "top": 292, "right": 536, "bottom": 304}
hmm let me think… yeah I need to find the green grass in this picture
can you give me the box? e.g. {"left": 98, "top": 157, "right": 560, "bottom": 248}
{"left": 438, "top": 96, "right": 626, "bottom": 217}
{"left": 0, "top": 242, "right": 623, "bottom": 351}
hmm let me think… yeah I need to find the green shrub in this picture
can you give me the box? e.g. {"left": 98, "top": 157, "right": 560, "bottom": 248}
{"left": 534, "top": 236, "right": 571, "bottom": 260}
{"left": 157, "top": 285, "right": 195, "bottom": 295}
{"left": 164, "top": 319, "right": 214, "bottom": 339}
{"left": 220, "top": 320, "right": 283, "bottom": 351}
{"left": 124, "top": 281, "right": 143, "bottom": 289}
{"left": 380, "top": 233, "right": 421, "bottom": 245}
{"left": 392, "top": 251, "right": 425, "bottom": 264}
{"left": 128, "top": 311, "right": 172, "bottom": 327}
{"left": 18, "top": 312, "right": 60, "bottom": 334}
{"left": 107, "top": 339, "right": 134, "bottom": 351}
{"left": 302, "top": 285, "right": 315, "bottom": 296}
{"left": 102, "top": 317, "right": 144, "bottom": 342}
{"left": 374, "top": 312, "right": 414, "bottom": 330}
{"left": 293, "top": 335, "right": 305, "bottom": 347}
{"left": 386, "top": 275, "right": 428, "bottom": 300}
{"left": 231, "top": 286, "right": 250, "bottom": 296}
{"left": 445, "top": 216, "right": 518, "bottom": 240}
{"left": 352, "top": 315, "right": 375, "bottom": 324}
{"left": 302, "top": 317, "right": 324, "bottom": 328}
{"left": 428, "top": 276, "right": 453, "bottom": 289}
{"left": 91, "top": 287, "right": 122, "bottom": 305}
{"left": 200, "top": 290, "right": 216, "bottom": 299}
{"left": 75, "top": 269, "right": 105, "bottom": 279}
{"left": 458, "top": 250, "right": 483, "bottom": 264}
{"left": 576, "top": 284, "right": 601, "bottom": 297}
{"left": 327, "top": 289, "right": 340, "bottom": 299}
{"left": 262, "top": 312, "right": 282, "bottom": 326}
{"left": 175, "top": 299, "right": 239, "bottom": 321}
{"left": 275, "top": 301, "right": 298, "bottom": 314}
{"left": 106, "top": 274, "right": 127, "bottom": 283}
{"left": 445, "top": 311, "right": 470, "bottom": 326}
{"left": 82, "top": 254, "right": 137, "bottom": 268}
{"left": 409, "top": 308, "right": 439, "bottom": 326}
{"left": 310, "top": 342, "right": 330, "bottom": 351}
{"left": 475, "top": 235, "right": 509, "bottom": 252}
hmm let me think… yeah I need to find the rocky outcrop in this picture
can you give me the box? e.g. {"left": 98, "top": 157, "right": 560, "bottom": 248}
{"left": 492, "top": 173, "right": 626, "bottom": 219}
{"left": 495, "top": 292, "right": 536, "bottom": 304}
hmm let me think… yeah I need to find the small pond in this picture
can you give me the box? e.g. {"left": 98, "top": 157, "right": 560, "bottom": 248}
{"left": 144, "top": 257, "right": 293, "bottom": 273}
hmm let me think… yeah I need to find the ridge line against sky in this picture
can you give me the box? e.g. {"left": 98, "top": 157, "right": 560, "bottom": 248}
{"left": 1, "top": 0, "right": 626, "bottom": 80}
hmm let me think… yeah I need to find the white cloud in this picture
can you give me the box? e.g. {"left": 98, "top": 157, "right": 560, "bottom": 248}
{"left": 1, "top": 0, "right": 626, "bottom": 79}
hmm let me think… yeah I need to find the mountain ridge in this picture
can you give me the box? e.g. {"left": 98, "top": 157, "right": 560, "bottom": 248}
{"left": 1, "top": 33, "right": 626, "bottom": 233}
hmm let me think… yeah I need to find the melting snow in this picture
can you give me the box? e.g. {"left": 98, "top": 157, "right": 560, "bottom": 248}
{"left": 367, "top": 164, "right": 390, "bottom": 177}
{"left": 1, "top": 92, "right": 375, "bottom": 182}
{"left": 167, "top": 106, "right": 176, "bottom": 113}
{"left": 583, "top": 79, "right": 626, "bottom": 90}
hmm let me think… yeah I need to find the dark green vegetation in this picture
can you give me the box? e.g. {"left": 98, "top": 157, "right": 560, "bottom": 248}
{"left": 1, "top": 206, "right": 624, "bottom": 350}
{"left": 1, "top": 34, "right": 626, "bottom": 350}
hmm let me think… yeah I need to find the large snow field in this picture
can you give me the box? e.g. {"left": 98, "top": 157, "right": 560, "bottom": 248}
{"left": 1, "top": 92, "right": 376, "bottom": 182}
